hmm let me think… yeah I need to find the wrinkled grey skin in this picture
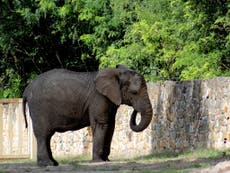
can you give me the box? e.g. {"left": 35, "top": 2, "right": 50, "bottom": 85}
{"left": 23, "top": 65, "right": 153, "bottom": 167}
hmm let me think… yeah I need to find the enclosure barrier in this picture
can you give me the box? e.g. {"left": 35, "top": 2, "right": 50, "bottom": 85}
{"left": 0, "top": 77, "right": 229, "bottom": 159}
{"left": 0, "top": 99, "right": 36, "bottom": 159}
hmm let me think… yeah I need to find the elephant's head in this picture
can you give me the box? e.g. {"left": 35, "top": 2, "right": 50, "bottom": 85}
{"left": 95, "top": 65, "right": 153, "bottom": 132}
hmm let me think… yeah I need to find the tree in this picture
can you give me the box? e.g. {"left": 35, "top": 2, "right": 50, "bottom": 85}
{"left": 0, "top": 0, "right": 129, "bottom": 97}
{"left": 100, "top": 0, "right": 230, "bottom": 81}
{"left": 0, "top": 0, "right": 229, "bottom": 97}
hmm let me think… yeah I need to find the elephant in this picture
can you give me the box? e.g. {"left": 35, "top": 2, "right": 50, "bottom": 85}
{"left": 22, "top": 65, "right": 153, "bottom": 166}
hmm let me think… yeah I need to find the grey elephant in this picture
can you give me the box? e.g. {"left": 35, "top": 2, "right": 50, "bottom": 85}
{"left": 22, "top": 65, "right": 153, "bottom": 166}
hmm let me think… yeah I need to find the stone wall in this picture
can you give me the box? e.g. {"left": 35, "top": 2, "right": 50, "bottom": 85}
{"left": 0, "top": 77, "right": 229, "bottom": 159}
{"left": 51, "top": 77, "right": 230, "bottom": 158}
{"left": 150, "top": 78, "right": 229, "bottom": 152}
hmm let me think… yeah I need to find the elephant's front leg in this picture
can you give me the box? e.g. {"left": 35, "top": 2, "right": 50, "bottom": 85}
{"left": 91, "top": 120, "right": 109, "bottom": 161}
{"left": 102, "top": 115, "right": 116, "bottom": 161}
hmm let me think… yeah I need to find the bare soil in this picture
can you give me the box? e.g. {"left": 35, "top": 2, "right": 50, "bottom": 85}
{"left": 0, "top": 157, "right": 230, "bottom": 173}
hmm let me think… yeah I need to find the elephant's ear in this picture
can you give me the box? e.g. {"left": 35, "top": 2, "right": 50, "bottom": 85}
{"left": 95, "top": 68, "right": 122, "bottom": 106}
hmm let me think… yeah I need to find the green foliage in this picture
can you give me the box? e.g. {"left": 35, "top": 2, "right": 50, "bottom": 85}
{"left": 0, "top": 0, "right": 229, "bottom": 97}
{"left": 100, "top": 0, "right": 229, "bottom": 81}
{"left": 0, "top": 69, "right": 22, "bottom": 98}
{"left": 0, "top": 0, "right": 119, "bottom": 98}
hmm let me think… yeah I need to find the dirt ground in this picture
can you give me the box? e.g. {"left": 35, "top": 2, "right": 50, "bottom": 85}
{"left": 0, "top": 158, "right": 230, "bottom": 173}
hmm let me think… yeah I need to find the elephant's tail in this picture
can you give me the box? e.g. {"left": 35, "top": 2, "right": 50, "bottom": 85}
{"left": 22, "top": 96, "right": 28, "bottom": 128}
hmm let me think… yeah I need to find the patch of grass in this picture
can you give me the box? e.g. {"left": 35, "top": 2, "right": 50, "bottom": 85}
{"left": 0, "top": 158, "right": 34, "bottom": 164}
{"left": 58, "top": 154, "right": 91, "bottom": 165}
{"left": 23, "top": 148, "right": 230, "bottom": 167}
{"left": 0, "top": 171, "right": 8, "bottom": 173}
{"left": 180, "top": 148, "right": 229, "bottom": 160}
{"left": 134, "top": 151, "right": 179, "bottom": 161}
{"left": 154, "top": 169, "right": 182, "bottom": 173}
{"left": 120, "top": 148, "right": 229, "bottom": 172}
{"left": 130, "top": 148, "right": 229, "bottom": 163}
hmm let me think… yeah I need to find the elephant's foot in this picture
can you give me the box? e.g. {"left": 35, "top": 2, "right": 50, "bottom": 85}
{"left": 92, "top": 156, "right": 110, "bottom": 162}
{"left": 92, "top": 158, "right": 105, "bottom": 162}
{"left": 37, "top": 159, "right": 59, "bottom": 167}
{"left": 102, "top": 155, "right": 110, "bottom": 162}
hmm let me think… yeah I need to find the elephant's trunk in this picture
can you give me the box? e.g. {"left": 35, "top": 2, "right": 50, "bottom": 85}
{"left": 130, "top": 103, "right": 153, "bottom": 132}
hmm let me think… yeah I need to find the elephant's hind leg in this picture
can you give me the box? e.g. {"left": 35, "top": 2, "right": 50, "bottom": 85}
{"left": 35, "top": 130, "right": 58, "bottom": 166}
{"left": 46, "top": 132, "right": 59, "bottom": 166}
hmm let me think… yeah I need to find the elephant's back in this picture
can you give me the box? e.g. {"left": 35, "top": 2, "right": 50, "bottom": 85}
{"left": 23, "top": 69, "right": 97, "bottom": 101}
{"left": 33, "top": 69, "right": 94, "bottom": 82}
